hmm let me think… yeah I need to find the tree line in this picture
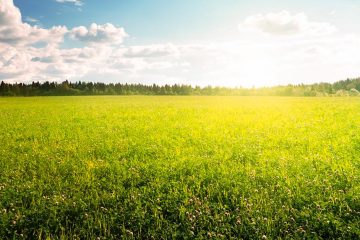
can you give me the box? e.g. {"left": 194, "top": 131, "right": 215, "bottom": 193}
{"left": 1, "top": 78, "right": 360, "bottom": 97}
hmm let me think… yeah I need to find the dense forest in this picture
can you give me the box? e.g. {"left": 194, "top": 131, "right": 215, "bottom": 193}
{"left": 1, "top": 78, "right": 360, "bottom": 96}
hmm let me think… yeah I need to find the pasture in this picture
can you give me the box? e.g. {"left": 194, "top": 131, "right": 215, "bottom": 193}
{"left": 0, "top": 96, "right": 359, "bottom": 239}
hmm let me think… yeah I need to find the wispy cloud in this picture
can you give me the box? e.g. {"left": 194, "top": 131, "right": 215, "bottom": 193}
{"left": 24, "top": 16, "right": 39, "bottom": 23}
{"left": 55, "top": 0, "right": 83, "bottom": 7}
{"left": 239, "top": 11, "right": 337, "bottom": 36}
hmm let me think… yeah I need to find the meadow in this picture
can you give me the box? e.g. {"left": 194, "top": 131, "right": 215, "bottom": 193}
{"left": 0, "top": 96, "right": 359, "bottom": 239}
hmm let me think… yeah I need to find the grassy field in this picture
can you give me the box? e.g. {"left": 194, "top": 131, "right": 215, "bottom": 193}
{"left": 0, "top": 96, "right": 359, "bottom": 239}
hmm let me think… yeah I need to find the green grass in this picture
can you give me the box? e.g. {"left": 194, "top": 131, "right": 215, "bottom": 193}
{"left": 0, "top": 96, "right": 359, "bottom": 239}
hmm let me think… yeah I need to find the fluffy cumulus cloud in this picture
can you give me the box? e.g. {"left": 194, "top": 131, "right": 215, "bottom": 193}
{"left": 0, "top": 0, "right": 68, "bottom": 82}
{"left": 70, "top": 23, "right": 127, "bottom": 44}
{"left": 0, "top": 0, "right": 186, "bottom": 84}
{"left": 0, "top": 0, "right": 131, "bottom": 83}
{"left": 239, "top": 11, "right": 337, "bottom": 36}
{"left": 0, "top": 0, "right": 67, "bottom": 46}
{"left": 0, "top": 46, "right": 33, "bottom": 79}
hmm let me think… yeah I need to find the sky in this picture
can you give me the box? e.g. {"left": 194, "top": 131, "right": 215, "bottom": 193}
{"left": 1, "top": 0, "right": 360, "bottom": 87}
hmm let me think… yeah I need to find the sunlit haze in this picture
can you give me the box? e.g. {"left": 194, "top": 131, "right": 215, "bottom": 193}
{"left": 1, "top": 0, "right": 360, "bottom": 87}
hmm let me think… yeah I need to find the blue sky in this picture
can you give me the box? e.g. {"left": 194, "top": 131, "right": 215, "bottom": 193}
{"left": 15, "top": 0, "right": 360, "bottom": 43}
{"left": 1, "top": 0, "right": 360, "bottom": 86}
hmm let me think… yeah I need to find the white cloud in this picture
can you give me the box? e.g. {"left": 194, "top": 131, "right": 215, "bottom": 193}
{"left": 0, "top": 44, "right": 40, "bottom": 81}
{"left": 239, "top": 11, "right": 337, "bottom": 36}
{"left": 0, "top": 0, "right": 120, "bottom": 82}
{"left": 0, "top": 0, "right": 21, "bottom": 26}
{"left": 0, "top": 0, "right": 68, "bottom": 46}
{"left": 70, "top": 23, "right": 128, "bottom": 45}
{"left": 55, "top": 0, "right": 83, "bottom": 6}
